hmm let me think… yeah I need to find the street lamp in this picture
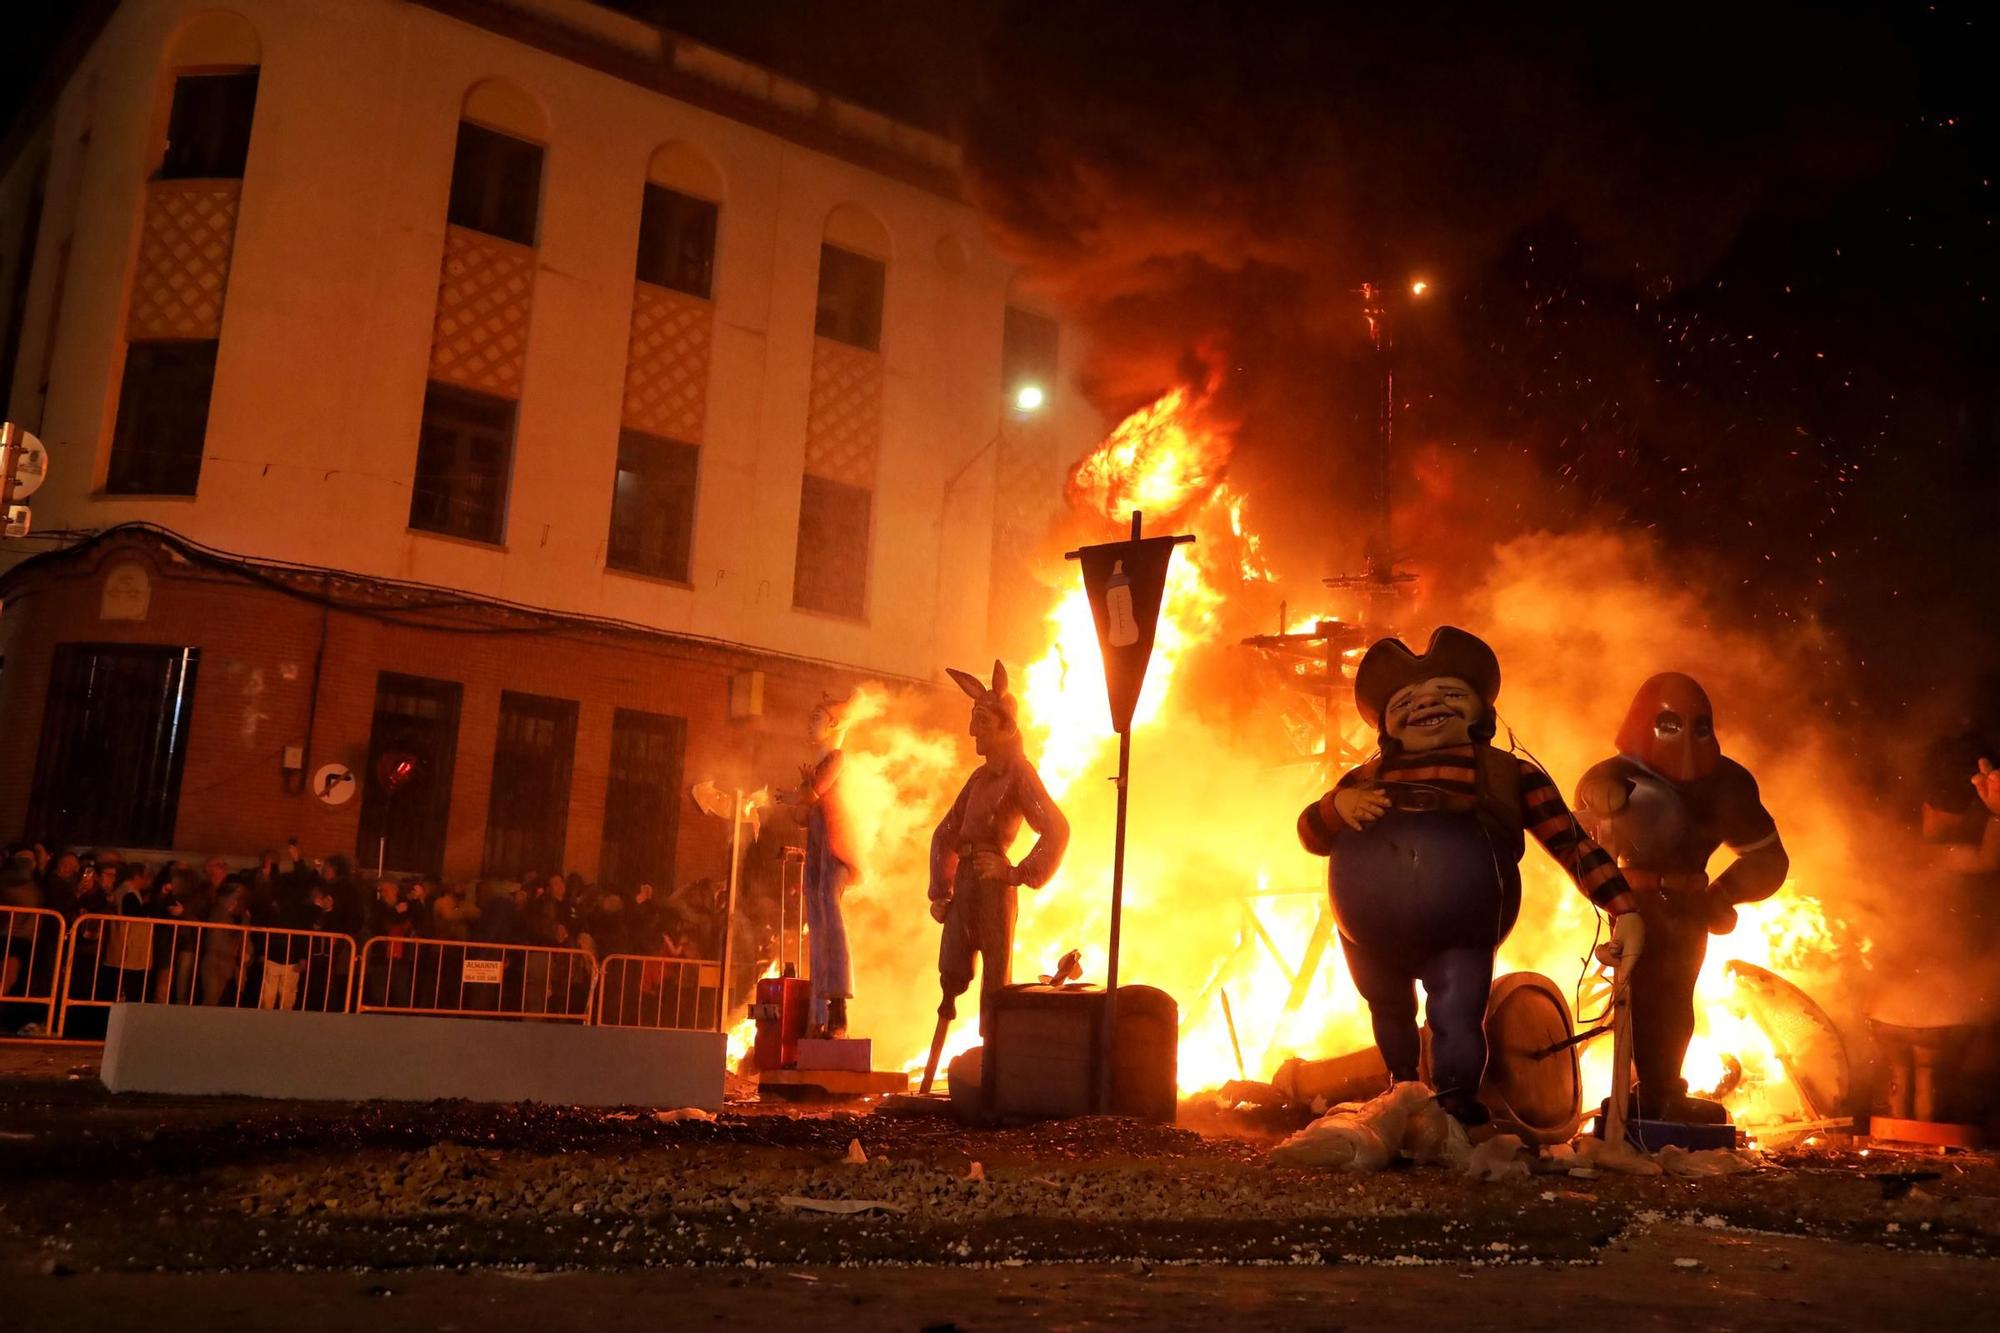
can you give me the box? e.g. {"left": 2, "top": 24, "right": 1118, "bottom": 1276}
{"left": 930, "top": 382, "right": 1052, "bottom": 668}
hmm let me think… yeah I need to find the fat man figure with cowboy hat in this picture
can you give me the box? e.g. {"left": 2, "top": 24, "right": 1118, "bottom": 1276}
{"left": 1297, "top": 626, "right": 1643, "bottom": 1128}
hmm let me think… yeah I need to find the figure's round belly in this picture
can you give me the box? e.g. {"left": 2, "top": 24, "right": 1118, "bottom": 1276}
{"left": 1329, "top": 809, "right": 1520, "bottom": 959}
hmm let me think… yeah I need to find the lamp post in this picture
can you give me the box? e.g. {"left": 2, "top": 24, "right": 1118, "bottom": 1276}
{"left": 930, "top": 384, "right": 1049, "bottom": 671}
{"left": 692, "top": 781, "right": 767, "bottom": 1034}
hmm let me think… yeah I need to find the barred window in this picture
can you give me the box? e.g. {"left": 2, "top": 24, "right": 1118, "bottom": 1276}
{"left": 598, "top": 708, "right": 687, "bottom": 895}
{"left": 409, "top": 381, "right": 514, "bottom": 545}
{"left": 813, "top": 244, "right": 884, "bottom": 351}
{"left": 635, "top": 185, "right": 717, "bottom": 299}
{"left": 105, "top": 341, "right": 217, "bottom": 496}
{"left": 160, "top": 70, "right": 259, "bottom": 181}
{"left": 483, "top": 691, "right": 579, "bottom": 882}
{"left": 29, "top": 645, "right": 200, "bottom": 849}
{"left": 447, "top": 121, "right": 543, "bottom": 247}
{"left": 792, "top": 474, "right": 871, "bottom": 619}
{"left": 607, "top": 430, "right": 699, "bottom": 583}
{"left": 357, "top": 672, "right": 463, "bottom": 877}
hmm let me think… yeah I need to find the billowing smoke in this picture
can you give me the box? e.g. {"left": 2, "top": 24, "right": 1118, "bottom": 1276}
{"left": 961, "top": 0, "right": 1979, "bottom": 709}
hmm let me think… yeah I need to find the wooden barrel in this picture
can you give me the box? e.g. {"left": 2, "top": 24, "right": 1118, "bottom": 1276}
{"left": 1477, "top": 971, "right": 1582, "bottom": 1144}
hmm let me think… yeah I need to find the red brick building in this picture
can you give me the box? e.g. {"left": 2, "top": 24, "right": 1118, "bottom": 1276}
{"left": 0, "top": 525, "right": 889, "bottom": 887}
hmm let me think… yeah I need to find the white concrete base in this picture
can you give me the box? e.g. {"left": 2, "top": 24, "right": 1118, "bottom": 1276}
{"left": 101, "top": 1004, "right": 725, "bottom": 1110}
{"left": 797, "top": 1036, "right": 872, "bottom": 1072}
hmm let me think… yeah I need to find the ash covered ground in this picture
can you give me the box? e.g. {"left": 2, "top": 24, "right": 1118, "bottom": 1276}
{"left": 1, "top": 1046, "right": 1995, "bottom": 1329}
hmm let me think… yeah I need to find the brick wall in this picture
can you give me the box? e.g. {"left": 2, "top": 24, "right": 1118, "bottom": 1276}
{"left": 0, "top": 532, "right": 879, "bottom": 886}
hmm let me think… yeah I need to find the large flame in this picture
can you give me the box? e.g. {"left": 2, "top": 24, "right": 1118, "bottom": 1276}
{"left": 1065, "top": 386, "right": 1230, "bottom": 523}
{"left": 826, "top": 388, "right": 1886, "bottom": 1134}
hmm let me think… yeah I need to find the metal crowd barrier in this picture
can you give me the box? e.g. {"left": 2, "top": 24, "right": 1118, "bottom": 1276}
{"left": 8, "top": 915, "right": 706, "bottom": 1043}
{"left": 1, "top": 906, "right": 70, "bottom": 1036}
{"left": 593, "top": 953, "right": 722, "bottom": 1033}
{"left": 55, "top": 913, "right": 358, "bottom": 1036}
{"left": 353, "top": 937, "right": 598, "bottom": 1023}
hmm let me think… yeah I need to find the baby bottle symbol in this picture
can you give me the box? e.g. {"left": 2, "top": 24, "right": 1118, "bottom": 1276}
{"left": 1106, "top": 560, "right": 1139, "bottom": 647}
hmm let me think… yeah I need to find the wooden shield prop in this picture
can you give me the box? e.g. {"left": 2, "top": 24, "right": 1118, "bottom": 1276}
{"left": 1726, "top": 960, "right": 1850, "bottom": 1118}
{"left": 1477, "top": 972, "right": 1582, "bottom": 1145}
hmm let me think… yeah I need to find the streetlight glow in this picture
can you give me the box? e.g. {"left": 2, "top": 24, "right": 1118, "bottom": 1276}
{"left": 1410, "top": 279, "right": 1429, "bottom": 297}
{"left": 1014, "top": 383, "right": 1047, "bottom": 414}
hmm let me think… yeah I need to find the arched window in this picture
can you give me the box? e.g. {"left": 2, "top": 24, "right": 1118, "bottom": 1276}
{"left": 104, "top": 11, "right": 262, "bottom": 497}
{"left": 405, "top": 79, "right": 547, "bottom": 546}
{"left": 604, "top": 142, "right": 723, "bottom": 584}
{"left": 447, "top": 79, "right": 547, "bottom": 247}
{"left": 793, "top": 205, "right": 890, "bottom": 618}
{"left": 814, "top": 204, "right": 889, "bottom": 351}
{"left": 158, "top": 11, "right": 261, "bottom": 181}
{"left": 634, "top": 142, "right": 722, "bottom": 299}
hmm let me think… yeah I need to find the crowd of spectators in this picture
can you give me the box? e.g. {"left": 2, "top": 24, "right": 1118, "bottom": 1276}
{"left": 1, "top": 840, "right": 729, "bottom": 1035}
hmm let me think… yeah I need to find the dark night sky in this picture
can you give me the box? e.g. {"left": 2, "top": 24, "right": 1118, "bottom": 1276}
{"left": 623, "top": 1, "right": 1996, "bottom": 735}
{"left": 7, "top": 1, "right": 1996, "bottom": 738}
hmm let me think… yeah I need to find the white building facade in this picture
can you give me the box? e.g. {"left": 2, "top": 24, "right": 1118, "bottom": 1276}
{"left": 0, "top": 0, "right": 1080, "bottom": 886}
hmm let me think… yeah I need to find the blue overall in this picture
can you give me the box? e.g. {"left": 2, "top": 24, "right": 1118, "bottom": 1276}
{"left": 804, "top": 804, "right": 852, "bottom": 1029}
{"left": 1329, "top": 806, "right": 1520, "bottom": 1103}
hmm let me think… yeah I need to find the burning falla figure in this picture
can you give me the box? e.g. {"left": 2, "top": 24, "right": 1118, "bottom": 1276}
{"left": 776, "top": 692, "right": 857, "bottom": 1038}
{"left": 922, "top": 661, "right": 1069, "bottom": 1083}
{"left": 1298, "top": 627, "right": 1639, "bottom": 1127}
{"left": 1573, "top": 674, "right": 1788, "bottom": 1123}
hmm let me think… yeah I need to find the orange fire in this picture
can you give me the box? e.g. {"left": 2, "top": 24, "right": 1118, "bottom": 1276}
{"left": 829, "top": 387, "right": 1880, "bottom": 1135}
{"left": 1066, "top": 386, "right": 1230, "bottom": 523}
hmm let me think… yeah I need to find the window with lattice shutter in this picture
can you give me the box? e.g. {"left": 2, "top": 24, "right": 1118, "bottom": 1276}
{"left": 793, "top": 475, "right": 872, "bottom": 618}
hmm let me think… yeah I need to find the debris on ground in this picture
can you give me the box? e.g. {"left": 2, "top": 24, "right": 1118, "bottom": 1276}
{"left": 1464, "top": 1134, "right": 1531, "bottom": 1183}
{"left": 1268, "top": 1081, "right": 1437, "bottom": 1171}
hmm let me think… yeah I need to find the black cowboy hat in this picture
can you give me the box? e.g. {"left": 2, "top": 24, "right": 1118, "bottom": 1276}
{"left": 1353, "top": 625, "right": 1501, "bottom": 731}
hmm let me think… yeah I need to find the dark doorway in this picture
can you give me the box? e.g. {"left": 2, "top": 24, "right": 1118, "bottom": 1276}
{"left": 598, "top": 707, "right": 687, "bottom": 894}
{"left": 482, "top": 690, "right": 579, "bottom": 881}
{"left": 28, "top": 644, "right": 200, "bottom": 848}
{"left": 356, "top": 672, "right": 462, "bottom": 877}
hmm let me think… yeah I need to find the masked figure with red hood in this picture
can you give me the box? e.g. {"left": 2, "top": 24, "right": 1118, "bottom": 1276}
{"left": 1573, "top": 673, "right": 1789, "bottom": 1123}
{"left": 1298, "top": 627, "right": 1639, "bottom": 1127}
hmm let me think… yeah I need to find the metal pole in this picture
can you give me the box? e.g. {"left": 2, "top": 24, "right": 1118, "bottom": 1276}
{"left": 1097, "top": 727, "right": 1131, "bottom": 1114}
{"left": 1603, "top": 969, "right": 1634, "bottom": 1150}
{"left": 1097, "top": 508, "right": 1142, "bottom": 1114}
{"left": 1106, "top": 729, "right": 1131, "bottom": 1000}
{"left": 1104, "top": 720, "right": 1136, "bottom": 1104}
{"left": 717, "top": 788, "right": 742, "bottom": 1034}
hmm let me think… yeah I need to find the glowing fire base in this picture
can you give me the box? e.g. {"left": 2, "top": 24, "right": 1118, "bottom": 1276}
{"left": 101, "top": 1004, "right": 726, "bottom": 1110}
{"left": 756, "top": 1036, "right": 910, "bottom": 1097}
